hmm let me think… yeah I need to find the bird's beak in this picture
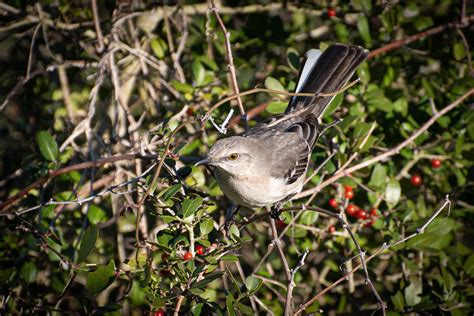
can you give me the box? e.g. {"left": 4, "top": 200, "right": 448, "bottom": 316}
{"left": 195, "top": 157, "right": 211, "bottom": 166}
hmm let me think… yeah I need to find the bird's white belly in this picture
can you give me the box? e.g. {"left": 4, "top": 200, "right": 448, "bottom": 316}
{"left": 214, "top": 171, "right": 303, "bottom": 208}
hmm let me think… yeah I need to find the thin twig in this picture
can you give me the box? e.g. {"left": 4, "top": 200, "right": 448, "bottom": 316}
{"left": 209, "top": 0, "right": 246, "bottom": 126}
{"left": 269, "top": 213, "right": 291, "bottom": 281}
{"left": 26, "top": 23, "right": 41, "bottom": 79}
{"left": 284, "top": 248, "right": 309, "bottom": 315}
{"left": 91, "top": 0, "right": 105, "bottom": 53}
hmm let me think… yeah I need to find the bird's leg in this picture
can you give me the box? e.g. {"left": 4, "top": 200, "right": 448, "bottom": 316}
{"left": 224, "top": 203, "right": 240, "bottom": 235}
{"left": 270, "top": 202, "right": 283, "bottom": 220}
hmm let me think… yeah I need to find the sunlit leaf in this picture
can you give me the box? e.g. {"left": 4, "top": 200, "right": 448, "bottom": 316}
{"left": 35, "top": 130, "right": 59, "bottom": 161}
{"left": 86, "top": 260, "right": 115, "bottom": 294}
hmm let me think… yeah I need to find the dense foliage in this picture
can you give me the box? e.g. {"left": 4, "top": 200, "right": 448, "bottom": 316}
{"left": 1, "top": 1, "right": 473, "bottom": 315}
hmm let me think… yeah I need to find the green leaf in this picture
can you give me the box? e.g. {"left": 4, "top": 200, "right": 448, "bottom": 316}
{"left": 86, "top": 260, "right": 115, "bottom": 294}
{"left": 192, "top": 60, "right": 205, "bottom": 85}
{"left": 160, "top": 184, "right": 182, "bottom": 201}
{"left": 235, "top": 302, "right": 253, "bottom": 315}
{"left": 301, "top": 211, "right": 318, "bottom": 225}
{"left": 287, "top": 47, "right": 300, "bottom": 71}
{"left": 156, "top": 230, "right": 174, "bottom": 251}
{"left": 453, "top": 41, "right": 466, "bottom": 61}
{"left": 181, "top": 196, "right": 203, "bottom": 218}
{"left": 391, "top": 291, "right": 405, "bottom": 310}
{"left": 463, "top": 254, "right": 474, "bottom": 277}
{"left": 406, "top": 232, "right": 452, "bottom": 250}
{"left": 199, "top": 56, "right": 219, "bottom": 71}
{"left": 77, "top": 225, "right": 98, "bottom": 264}
{"left": 200, "top": 218, "right": 214, "bottom": 235}
{"left": 245, "top": 276, "right": 262, "bottom": 293}
{"left": 87, "top": 205, "right": 107, "bottom": 225}
{"left": 357, "top": 15, "right": 371, "bottom": 46}
{"left": 0, "top": 269, "right": 14, "bottom": 283}
{"left": 264, "top": 77, "right": 285, "bottom": 92}
{"left": 441, "top": 265, "right": 455, "bottom": 293}
{"left": 192, "top": 271, "right": 225, "bottom": 288}
{"left": 35, "top": 130, "right": 59, "bottom": 161}
{"left": 425, "top": 218, "right": 455, "bottom": 235}
{"left": 353, "top": 122, "right": 373, "bottom": 138}
{"left": 366, "top": 86, "right": 392, "bottom": 112}
{"left": 221, "top": 254, "right": 239, "bottom": 262}
{"left": 322, "top": 93, "right": 343, "bottom": 117}
{"left": 404, "top": 276, "right": 422, "bottom": 306}
{"left": 20, "top": 262, "right": 37, "bottom": 283}
{"left": 150, "top": 37, "right": 165, "bottom": 59}
{"left": 368, "top": 164, "right": 387, "bottom": 191}
{"left": 229, "top": 224, "right": 240, "bottom": 240}
{"left": 172, "top": 80, "right": 194, "bottom": 94}
{"left": 226, "top": 293, "right": 236, "bottom": 316}
{"left": 266, "top": 101, "right": 287, "bottom": 114}
{"left": 385, "top": 178, "right": 401, "bottom": 208}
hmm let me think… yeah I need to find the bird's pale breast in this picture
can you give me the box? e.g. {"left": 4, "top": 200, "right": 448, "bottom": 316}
{"left": 214, "top": 169, "right": 304, "bottom": 208}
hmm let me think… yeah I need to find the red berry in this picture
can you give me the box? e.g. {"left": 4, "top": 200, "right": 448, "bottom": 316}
{"left": 183, "top": 252, "right": 193, "bottom": 260}
{"left": 275, "top": 220, "right": 287, "bottom": 229}
{"left": 431, "top": 159, "right": 442, "bottom": 169}
{"left": 344, "top": 185, "right": 353, "bottom": 192}
{"left": 370, "top": 208, "right": 378, "bottom": 217}
{"left": 196, "top": 245, "right": 204, "bottom": 255}
{"left": 344, "top": 189, "right": 354, "bottom": 200}
{"left": 328, "top": 225, "right": 336, "bottom": 233}
{"left": 329, "top": 198, "right": 338, "bottom": 208}
{"left": 346, "top": 204, "right": 358, "bottom": 217}
{"left": 356, "top": 210, "right": 368, "bottom": 220}
{"left": 161, "top": 253, "right": 169, "bottom": 261}
{"left": 154, "top": 309, "right": 165, "bottom": 316}
{"left": 327, "top": 8, "right": 336, "bottom": 17}
{"left": 186, "top": 107, "right": 194, "bottom": 116}
{"left": 411, "top": 174, "right": 422, "bottom": 186}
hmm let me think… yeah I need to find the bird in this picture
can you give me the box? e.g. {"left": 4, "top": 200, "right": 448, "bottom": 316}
{"left": 196, "top": 44, "right": 368, "bottom": 218}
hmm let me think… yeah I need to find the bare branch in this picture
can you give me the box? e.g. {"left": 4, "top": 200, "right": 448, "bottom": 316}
{"left": 209, "top": 0, "right": 246, "bottom": 126}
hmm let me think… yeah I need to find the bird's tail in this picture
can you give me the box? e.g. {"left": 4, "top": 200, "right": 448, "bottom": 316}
{"left": 286, "top": 44, "right": 368, "bottom": 118}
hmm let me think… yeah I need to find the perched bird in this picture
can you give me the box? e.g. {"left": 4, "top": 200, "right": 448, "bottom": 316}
{"left": 196, "top": 44, "right": 368, "bottom": 216}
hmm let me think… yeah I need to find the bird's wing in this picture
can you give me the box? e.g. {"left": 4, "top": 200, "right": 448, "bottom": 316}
{"left": 264, "top": 115, "right": 319, "bottom": 184}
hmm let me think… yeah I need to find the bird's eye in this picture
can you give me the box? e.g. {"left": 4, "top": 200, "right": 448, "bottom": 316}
{"left": 228, "top": 153, "right": 239, "bottom": 161}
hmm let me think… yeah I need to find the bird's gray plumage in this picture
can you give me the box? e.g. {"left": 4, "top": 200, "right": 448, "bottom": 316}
{"left": 197, "top": 44, "right": 369, "bottom": 208}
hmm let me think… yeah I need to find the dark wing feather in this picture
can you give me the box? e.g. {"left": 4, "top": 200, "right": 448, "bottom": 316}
{"left": 283, "top": 114, "right": 319, "bottom": 184}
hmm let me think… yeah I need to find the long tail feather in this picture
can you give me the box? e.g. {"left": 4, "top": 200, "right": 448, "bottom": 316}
{"left": 286, "top": 44, "right": 368, "bottom": 118}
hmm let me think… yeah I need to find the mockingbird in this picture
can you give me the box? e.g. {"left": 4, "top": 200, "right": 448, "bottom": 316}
{"left": 196, "top": 44, "right": 368, "bottom": 217}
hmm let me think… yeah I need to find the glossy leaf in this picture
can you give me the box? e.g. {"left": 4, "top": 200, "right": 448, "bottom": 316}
{"left": 86, "top": 260, "right": 115, "bottom": 294}
{"left": 385, "top": 178, "right": 401, "bottom": 207}
{"left": 77, "top": 225, "right": 98, "bottom": 264}
{"left": 35, "top": 131, "right": 59, "bottom": 161}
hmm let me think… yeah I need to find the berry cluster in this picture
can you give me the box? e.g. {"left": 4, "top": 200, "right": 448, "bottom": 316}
{"left": 411, "top": 159, "right": 442, "bottom": 187}
{"left": 328, "top": 185, "right": 378, "bottom": 228}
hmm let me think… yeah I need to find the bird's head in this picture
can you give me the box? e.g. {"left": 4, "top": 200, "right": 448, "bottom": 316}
{"left": 195, "top": 136, "right": 258, "bottom": 176}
